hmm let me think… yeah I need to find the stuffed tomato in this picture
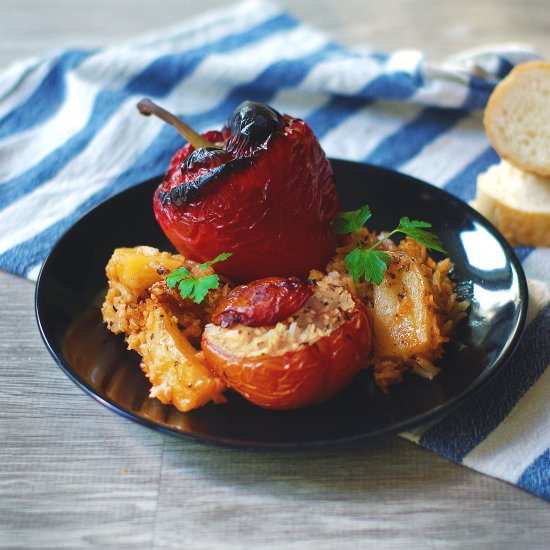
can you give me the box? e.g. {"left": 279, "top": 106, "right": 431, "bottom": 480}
{"left": 201, "top": 274, "right": 372, "bottom": 409}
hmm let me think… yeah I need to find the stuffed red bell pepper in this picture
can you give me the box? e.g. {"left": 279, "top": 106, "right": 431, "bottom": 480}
{"left": 140, "top": 100, "right": 339, "bottom": 282}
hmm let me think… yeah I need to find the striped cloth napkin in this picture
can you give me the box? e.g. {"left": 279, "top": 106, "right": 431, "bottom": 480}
{"left": 1, "top": 0, "right": 549, "bottom": 500}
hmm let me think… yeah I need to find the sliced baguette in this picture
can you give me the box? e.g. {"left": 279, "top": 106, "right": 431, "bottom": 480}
{"left": 484, "top": 60, "right": 550, "bottom": 176}
{"left": 472, "top": 160, "right": 550, "bottom": 247}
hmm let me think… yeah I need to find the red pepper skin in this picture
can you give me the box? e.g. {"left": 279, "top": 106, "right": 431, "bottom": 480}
{"left": 202, "top": 296, "right": 372, "bottom": 410}
{"left": 212, "top": 277, "right": 315, "bottom": 328}
{"left": 153, "top": 116, "right": 339, "bottom": 282}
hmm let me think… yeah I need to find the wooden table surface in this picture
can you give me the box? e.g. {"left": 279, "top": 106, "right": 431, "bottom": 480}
{"left": 1, "top": 1, "right": 549, "bottom": 548}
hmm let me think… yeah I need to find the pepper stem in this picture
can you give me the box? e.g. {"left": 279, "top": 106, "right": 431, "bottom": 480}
{"left": 137, "top": 98, "right": 221, "bottom": 150}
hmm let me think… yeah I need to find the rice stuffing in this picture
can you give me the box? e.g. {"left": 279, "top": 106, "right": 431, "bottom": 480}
{"left": 318, "top": 229, "right": 468, "bottom": 391}
{"left": 202, "top": 274, "right": 356, "bottom": 357}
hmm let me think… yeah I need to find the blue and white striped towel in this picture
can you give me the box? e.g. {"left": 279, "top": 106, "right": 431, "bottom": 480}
{"left": 1, "top": 0, "right": 548, "bottom": 500}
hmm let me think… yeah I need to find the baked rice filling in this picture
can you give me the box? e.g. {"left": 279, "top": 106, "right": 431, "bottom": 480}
{"left": 203, "top": 272, "right": 355, "bottom": 358}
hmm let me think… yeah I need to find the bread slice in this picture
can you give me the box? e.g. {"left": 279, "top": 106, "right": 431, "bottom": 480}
{"left": 472, "top": 160, "right": 550, "bottom": 247}
{"left": 484, "top": 61, "right": 550, "bottom": 176}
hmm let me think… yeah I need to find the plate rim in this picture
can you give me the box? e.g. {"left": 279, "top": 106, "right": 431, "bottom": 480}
{"left": 34, "top": 158, "right": 529, "bottom": 449}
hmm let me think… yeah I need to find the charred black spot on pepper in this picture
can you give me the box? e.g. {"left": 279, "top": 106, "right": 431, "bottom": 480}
{"left": 226, "top": 101, "right": 283, "bottom": 156}
{"left": 180, "top": 147, "right": 231, "bottom": 173}
{"left": 160, "top": 102, "right": 284, "bottom": 206}
{"left": 159, "top": 157, "right": 254, "bottom": 206}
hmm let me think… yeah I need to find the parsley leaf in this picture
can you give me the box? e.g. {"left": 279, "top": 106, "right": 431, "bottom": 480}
{"left": 200, "top": 252, "right": 233, "bottom": 270}
{"left": 176, "top": 277, "right": 196, "bottom": 298}
{"left": 165, "top": 252, "right": 231, "bottom": 304}
{"left": 165, "top": 267, "right": 191, "bottom": 289}
{"left": 191, "top": 274, "right": 219, "bottom": 303}
{"left": 335, "top": 205, "right": 446, "bottom": 285}
{"left": 397, "top": 216, "right": 432, "bottom": 229}
{"left": 397, "top": 217, "right": 445, "bottom": 253}
{"left": 334, "top": 205, "right": 372, "bottom": 235}
{"left": 344, "top": 248, "right": 390, "bottom": 286}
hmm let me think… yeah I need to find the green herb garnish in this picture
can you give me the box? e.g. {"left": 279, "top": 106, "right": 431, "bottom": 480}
{"left": 334, "top": 204, "right": 372, "bottom": 235}
{"left": 165, "top": 252, "right": 232, "bottom": 304}
{"left": 334, "top": 206, "right": 445, "bottom": 286}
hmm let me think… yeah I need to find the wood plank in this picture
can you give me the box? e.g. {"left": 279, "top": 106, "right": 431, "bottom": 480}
{"left": 0, "top": 271, "right": 164, "bottom": 549}
{"left": 154, "top": 437, "right": 550, "bottom": 549}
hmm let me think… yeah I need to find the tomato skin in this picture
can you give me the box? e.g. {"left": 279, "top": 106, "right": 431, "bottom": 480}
{"left": 153, "top": 117, "right": 339, "bottom": 282}
{"left": 212, "top": 277, "right": 314, "bottom": 328}
{"left": 201, "top": 298, "right": 372, "bottom": 409}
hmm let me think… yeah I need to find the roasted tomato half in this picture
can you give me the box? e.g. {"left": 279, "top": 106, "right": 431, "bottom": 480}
{"left": 153, "top": 101, "right": 339, "bottom": 282}
{"left": 211, "top": 276, "right": 315, "bottom": 328}
{"left": 201, "top": 276, "right": 372, "bottom": 409}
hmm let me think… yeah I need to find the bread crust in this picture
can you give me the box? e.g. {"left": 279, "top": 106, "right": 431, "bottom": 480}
{"left": 473, "top": 169, "right": 550, "bottom": 247}
{"left": 474, "top": 197, "right": 550, "bottom": 247}
{"left": 484, "top": 60, "right": 550, "bottom": 177}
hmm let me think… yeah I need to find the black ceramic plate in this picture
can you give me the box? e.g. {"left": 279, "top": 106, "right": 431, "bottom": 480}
{"left": 35, "top": 159, "right": 528, "bottom": 448}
